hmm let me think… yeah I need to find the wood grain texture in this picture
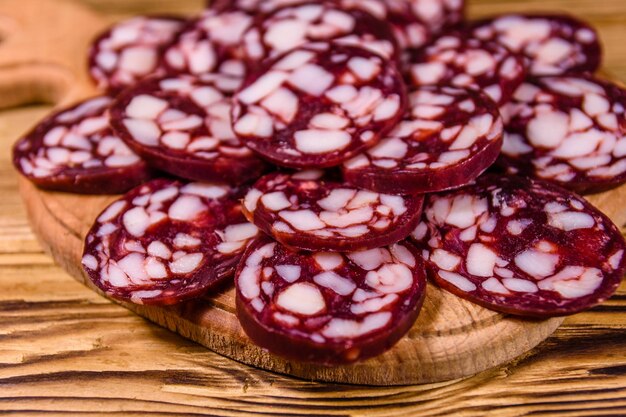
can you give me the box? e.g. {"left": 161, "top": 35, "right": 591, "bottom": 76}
{"left": 0, "top": 0, "right": 625, "bottom": 414}
{"left": 18, "top": 176, "right": 565, "bottom": 385}
{"left": 5, "top": 0, "right": 569, "bottom": 385}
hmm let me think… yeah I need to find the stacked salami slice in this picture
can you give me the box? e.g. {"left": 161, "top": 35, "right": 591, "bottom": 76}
{"left": 12, "top": 0, "right": 626, "bottom": 365}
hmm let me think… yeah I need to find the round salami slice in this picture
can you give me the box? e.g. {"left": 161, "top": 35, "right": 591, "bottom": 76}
{"left": 236, "top": 235, "right": 427, "bottom": 364}
{"left": 109, "top": 74, "right": 268, "bottom": 184}
{"left": 342, "top": 86, "right": 503, "bottom": 195}
{"left": 13, "top": 96, "right": 151, "bottom": 194}
{"left": 242, "top": 170, "right": 424, "bottom": 252}
{"left": 499, "top": 75, "right": 626, "bottom": 194}
{"left": 210, "top": 0, "right": 304, "bottom": 15}
{"left": 232, "top": 43, "right": 407, "bottom": 168}
{"left": 340, "top": 0, "right": 465, "bottom": 50}
{"left": 412, "top": 175, "right": 626, "bottom": 317}
{"left": 405, "top": 33, "right": 526, "bottom": 105}
{"left": 82, "top": 179, "right": 259, "bottom": 305}
{"left": 162, "top": 10, "right": 252, "bottom": 77}
{"left": 471, "top": 14, "right": 601, "bottom": 76}
{"left": 88, "top": 16, "right": 185, "bottom": 94}
{"left": 241, "top": 2, "right": 398, "bottom": 65}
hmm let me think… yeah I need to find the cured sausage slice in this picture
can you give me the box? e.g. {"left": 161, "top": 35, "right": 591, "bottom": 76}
{"left": 82, "top": 179, "right": 259, "bottom": 305}
{"left": 109, "top": 74, "right": 268, "bottom": 184}
{"left": 412, "top": 175, "right": 626, "bottom": 317}
{"left": 242, "top": 170, "right": 424, "bottom": 252}
{"left": 13, "top": 96, "right": 151, "bottom": 194}
{"left": 88, "top": 16, "right": 185, "bottom": 94}
{"left": 162, "top": 10, "right": 251, "bottom": 77}
{"left": 340, "top": 0, "right": 465, "bottom": 50}
{"left": 232, "top": 43, "right": 407, "bottom": 168}
{"left": 210, "top": 0, "right": 303, "bottom": 15}
{"left": 241, "top": 2, "right": 398, "bottom": 65}
{"left": 499, "top": 75, "right": 626, "bottom": 194}
{"left": 471, "top": 14, "right": 601, "bottom": 76}
{"left": 235, "top": 235, "right": 427, "bottom": 364}
{"left": 405, "top": 33, "right": 526, "bottom": 105}
{"left": 342, "top": 86, "right": 503, "bottom": 194}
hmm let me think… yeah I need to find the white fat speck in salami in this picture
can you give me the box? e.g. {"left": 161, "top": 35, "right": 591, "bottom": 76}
{"left": 343, "top": 86, "right": 503, "bottom": 194}
{"left": 412, "top": 175, "right": 626, "bottom": 317}
{"left": 235, "top": 235, "right": 426, "bottom": 364}
{"left": 232, "top": 43, "right": 407, "bottom": 168}
{"left": 109, "top": 74, "right": 267, "bottom": 184}
{"left": 162, "top": 9, "right": 252, "bottom": 77}
{"left": 13, "top": 96, "right": 150, "bottom": 194}
{"left": 405, "top": 32, "right": 526, "bottom": 105}
{"left": 499, "top": 75, "right": 626, "bottom": 194}
{"left": 210, "top": 0, "right": 306, "bottom": 15}
{"left": 88, "top": 16, "right": 185, "bottom": 93}
{"left": 471, "top": 14, "right": 601, "bottom": 76}
{"left": 340, "top": 0, "right": 465, "bottom": 50}
{"left": 241, "top": 2, "right": 398, "bottom": 66}
{"left": 81, "top": 179, "right": 259, "bottom": 305}
{"left": 242, "top": 171, "right": 424, "bottom": 252}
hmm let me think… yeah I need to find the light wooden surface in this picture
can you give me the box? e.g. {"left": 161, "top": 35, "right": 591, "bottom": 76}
{"left": 0, "top": 0, "right": 625, "bottom": 414}
{"left": 20, "top": 176, "right": 566, "bottom": 385}
{"left": 3, "top": 0, "right": 567, "bottom": 385}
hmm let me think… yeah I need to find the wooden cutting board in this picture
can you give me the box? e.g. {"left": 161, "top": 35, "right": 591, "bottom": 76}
{"left": 6, "top": 0, "right": 626, "bottom": 385}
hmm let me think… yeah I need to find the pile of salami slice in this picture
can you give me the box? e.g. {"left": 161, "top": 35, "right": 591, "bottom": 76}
{"left": 12, "top": 0, "right": 626, "bottom": 365}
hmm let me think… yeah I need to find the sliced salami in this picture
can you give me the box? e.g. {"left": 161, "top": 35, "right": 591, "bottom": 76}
{"left": 210, "top": 0, "right": 304, "bottom": 15}
{"left": 340, "top": 0, "right": 465, "bottom": 50}
{"left": 242, "top": 170, "right": 424, "bottom": 252}
{"left": 13, "top": 96, "right": 151, "bottom": 194}
{"left": 236, "top": 235, "right": 427, "bottom": 364}
{"left": 241, "top": 2, "right": 398, "bottom": 65}
{"left": 82, "top": 179, "right": 259, "bottom": 305}
{"left": 499, "top": 75, "right": 626, "bottom": 194}
{"left": 471, "top": 14, "right": 601, "bottom": 76}
{"left": 405, "top": 33, "right": 526, "bottom": 105}
{"left": 109, "top": 74, "right": 268, "bottom": 184}
{"left": 343, "top": 86, "right": 503, "bottom": 194}
{"left": 232, "top": 43, "right": 407, "bottom": 168}
{"left": 412, "top": 175, "right": 626, "bottom": 317}
{"left": 162, "top": 10, "right": 252, "bottom": 77}
{"left": 88, "top": 16, "right": 185, "bottom": 94}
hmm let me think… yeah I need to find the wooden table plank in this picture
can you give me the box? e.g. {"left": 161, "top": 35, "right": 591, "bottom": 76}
{"left": 1, "top": 0, "right": 626, "bottom": 415}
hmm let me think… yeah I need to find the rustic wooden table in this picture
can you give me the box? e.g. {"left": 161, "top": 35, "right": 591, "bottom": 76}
{"left": 1, "top": 0, "right": 625, "bottom": 416}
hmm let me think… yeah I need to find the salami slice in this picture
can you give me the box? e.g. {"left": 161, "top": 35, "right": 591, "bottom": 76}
{"left": 13, "top": 96, "right": 151, "bottom": 194}
{"left": 471, "top": 14, "right": 601, "bottom": 76}
{"left": 88, "top": 16, "right": 185, "bottom": 94}
{"left": 499, "top": 75, "right": 626, "bottom": 194}
{"left": 162, "top": 10, "right": 252, "bottom": 77}
{"left": 236, "top": 235, "right": 426, "bottom": 364}
{"left": 109, "top": 74, "right": 268, "bottom": 184}
{"left": 232, "top": 43, "right": 407, "bottom": 168}
{"left": 210, "top": 0, "right": 303, "bottom": 15}
{"left": 241, "top": 2, "right": 398, "bottom": 65}
{"left": 412, "top": 175, "right": 626, "bottom": 317}
{"left": 242, "top": 170, "right": 424, "bottom": 252}
{"left": 340, "top": 0, "right": 465, "bottom": 50}
{"left": 342, "top": 86, "right": 503, "bottom": 194}
{"left": 405, "top": 33, "right": 526, "bottom": 105}
{"left": 82, "top": 179, "right": 259, "bottom": 305}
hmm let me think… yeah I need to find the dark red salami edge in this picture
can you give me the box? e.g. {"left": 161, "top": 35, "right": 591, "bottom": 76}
{"left": 235, "top": 235, "right": 427, "bottom": 364}
{"left": 82, "top": 178, "right": 258, "bottom": 305}
{"left": 12, "top": 97, "right": 152, "bottom": 195}
{"left": 242, "top": 172, "right": 425, "bottom": 252}
{"left": 88, "top": 15, "right": 187, "bottom": 95}
{"left": 235, "top": 290, "right": 425, "bottom": 364}
{"left": 415, "top": 175, "right": 626, "bottom": 318}
{"left": 343, "top": 138, "right": 502, "bottom": 195}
